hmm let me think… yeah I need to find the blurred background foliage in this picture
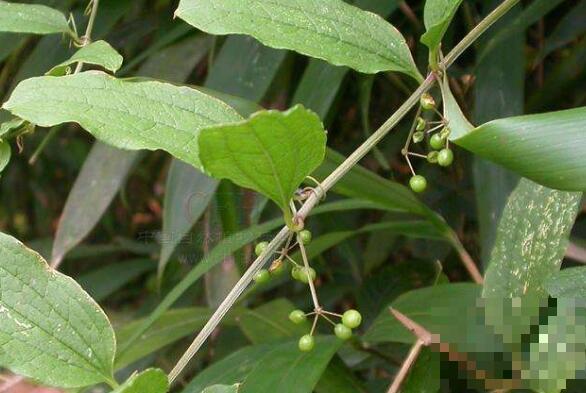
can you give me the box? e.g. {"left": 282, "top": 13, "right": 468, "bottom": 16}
{"left": 0, "top": 0, "right": 585, "bottom": 391}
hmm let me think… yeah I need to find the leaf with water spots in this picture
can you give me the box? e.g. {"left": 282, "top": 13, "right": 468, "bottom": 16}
{"left": 0, "top": 232, "right": 116, "bottom": 388}
{"left": 483, "top": 179, "right": 582, "bottom": 297}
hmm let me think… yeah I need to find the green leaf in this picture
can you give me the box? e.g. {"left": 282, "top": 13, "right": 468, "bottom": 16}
{"left": 0, "top": 232, "right": 116, "bottom": 388}
{"left": 175, "top": 0, "right": 421, "bottom": 78}
{"left": 546, "top": 267, "right": 586, "bottom": 298}
{"left": 113, "top": 368, "right": 169, "bottom": 393}
{"left": 159, "top": 161, "right": 218, "bottom": 279}
{"left": 446, "top": 96, "right": 586, "bottom": 191}
{"left": 47, "top": 40, "right": 124, "bottom": 76}
{"left": 421, "top": 0, "right": 464, "bottom": 51}
{"left": 0, "top": 139, "right": 10, "bottom": 173}
{"left": 51, "top": 143, "right": 141, "bottom": 265}
{"left": 0, "top": 0, "right": 70, "bottom": 35}
{"left": 77, "top": 259, "right": 154, "bottom": 302}
{"left": 199, "top": 105, "right": 327, "bottom": 223}
{"left": 483, "top": 179, "right": 582, "bottom": 297}
{"left": 364, "top": 283, "right": 482, "bottom": 345}
{"left": 115, "top": 307, "right": 214, "bottom": 369}
{"left": 184, "top": 337, "right": 342, "bottom": 393}
{"left": 238, "top": 299, "right": 309, "bottom": 343}
{"left": 401, "top": 348, "right": 440, "bottom": 393}
{"left": 2, "top": 71, "right": 242, "bottom": 170}
{"left": 202, "top": 385, "right": 240, "bottom": 393}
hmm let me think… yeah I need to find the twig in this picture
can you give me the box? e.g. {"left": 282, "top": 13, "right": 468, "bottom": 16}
{"left": 386, "top": 308, "right": 434, "bottom": 393}
{"left": 168, "top": 0, "right": 519, "bottom": 383}
{"left": 74, "top": 0, "right": 100, "bottom": 73}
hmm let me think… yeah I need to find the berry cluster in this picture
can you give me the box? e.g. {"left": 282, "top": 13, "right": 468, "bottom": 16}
{"left": 252, "top": 226, "right": 364, "bottom": 352}
{"left": 403, "top": 92, "right": 454, "bottom": 193}
{"left": 289, "top": 308, "right": 363, "bottom": 351}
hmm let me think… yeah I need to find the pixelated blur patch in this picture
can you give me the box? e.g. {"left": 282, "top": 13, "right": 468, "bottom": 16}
{"left": 365, "top": 284, "right": 586, "bottom": 390}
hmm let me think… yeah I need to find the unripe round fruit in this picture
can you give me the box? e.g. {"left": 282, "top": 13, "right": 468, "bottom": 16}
{"left": 409, "top": 175, "right": 427, "bottom": 193}
{"left": 334, "top": 324, "right": 352, "bottom": 340}
{"left": 298, "top": 335, "right": 315, "bottom": 352}
{"left": 254, "top": 269, "right": 270, "bottom": 284}
{"left": 429, "top": 133, "right": 444, "bottom": 150}
{"left": 291, "top": 266, "right": 302, "bottom": 280}
{"left": 416, "top": 117, "right": 426, "bottom": 131}
{"left": 437, "top": 148, "right": 454, "bottom": 167}
{"left": 299, "top": 229, "right": 312, "bottom": 245}
{"left": 342, "top": 309, "right": 362, "bottom": 329}
{"left": 420, "top": 93, "right": 436, "bottom": 110}
{"left": 255, "top": 241, "right": 269, "bottom": 256}
{"left": 298, "top": 267, "right": 317, "bottom": 284}
{"left": 289, "top": 310, "right": 307, "bottom": 324}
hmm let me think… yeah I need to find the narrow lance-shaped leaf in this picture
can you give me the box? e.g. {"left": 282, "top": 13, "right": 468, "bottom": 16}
{"left": 199, "top": 105, "right": 327, "bottom": 225}
{"left": 2, "top": 71, "right": 243, "bottom": 170}
{"left": 421, "top": 0, "right": 464, "bottom": 51}
{"left": 442, "top": 80, "right": 586, "bottom": 192}
{"left": 0, "top": 232, "right": 116, "bottom": 388}
{"left": 482, "top": 179, "right": 582, "bottom": 297}
{"left": 47, "top": 40, "right": 124, "bottom": 76}
{"left": 175, "top": 0, "right": 421, "bottom": 79}
{"left": 0, "top": 0, "right": 71, "bottom": 35}
{"left": 113, "top": 368, "right": 169, "bottom": 393}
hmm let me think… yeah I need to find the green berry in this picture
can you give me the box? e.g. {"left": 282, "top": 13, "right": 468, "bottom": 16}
{"left": 298, "top": 334, "right": 315, "bottom": 352}
{"left": 420, "top": 93, "right": 436, "bottom": 110}
{"left": 255, "top": 241, "right": 269, "bottom": 256}
{"left": 409, "top": 175, "right": 427, "bottom": 193}
{"left": 298, "top": 267, "right": 317, "bottom": 284}
{"left": 438, "top": 148, "right": 454, "bottom": 167}
{"left": 289, "top": 310, "right": 307, "bottom": 324}
{"left": 291, "top": 266, "right": 303, "bottom": 280}
{"left": 254, "top": 269, "right": 270, "bottom": 284}
{"left": 427, "top": 151, "right": 439, "bottom": 164}
{"left": 429, "top": 133, "right": 444, "bottom": 150}
{"left": 334, "top": 324, "right": 352, "bottom": 340}
{"left": 299, "top": 229, "right": 312, "bottom": 245}
{"left": 342, "top": 310, "right": 362, "bottom": 329}
{"left": 412, "top": 131, "right": 424, "bottom": 144}
{"left": 416, "top": 117, "right": 426, "bottom": 131}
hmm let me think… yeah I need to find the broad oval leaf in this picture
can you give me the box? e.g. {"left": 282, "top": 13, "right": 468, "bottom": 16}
{"left": 482, "top": 179, "right": 582, "bottom": 298}
{"left": 0, "top": 232, "right": 116, "bottom": 388}
{"left": 175, "top": 0, "right": 421, "bottom": 78}
{"left": 2, "top": 71, "right": 242, "bottom": 170}
{"left": 199, "top": 105, "right": 327, "bottom": 223}
{"left": 47, "top": 40, "right": 124, "bottom": 76}
{"left": 0, "top": 0, "right": 70, "bottom": 35}
{"left": 546, "top": 266, "right": 586, "bottom": 298}
{"left": 113, "top": 368, "right": 169, "bottom": 393}
{"left": 443, "top": 79, "right": 586, "bottom": 191}
{"left": 421, "top": 0, "right": 464, "bottom": 50}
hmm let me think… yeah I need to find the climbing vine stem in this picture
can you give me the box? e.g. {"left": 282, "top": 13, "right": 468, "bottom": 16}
{"left": 168, "top": 0, "right": 520, "bottom": 383}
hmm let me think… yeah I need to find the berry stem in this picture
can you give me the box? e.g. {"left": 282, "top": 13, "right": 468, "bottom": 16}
{"left": 320, "top": 313, "right": 337, "bottom": 326}
{"left": 310, "top": 314, "right": 319, "bottom": 336}
{"left": 407, "top": 152, "right": 427, "bottom": 159}
{"left": 404, "top": 155, "right": 416, "bottom": 176}
{"left": 322, "top": 310, "right": 343, "bottom": 318}
{"left": 297, "top": 233, "right": 321, "bottom": 310}
{"left": 402, "top": 106, "right": 422, "bottom": 155}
